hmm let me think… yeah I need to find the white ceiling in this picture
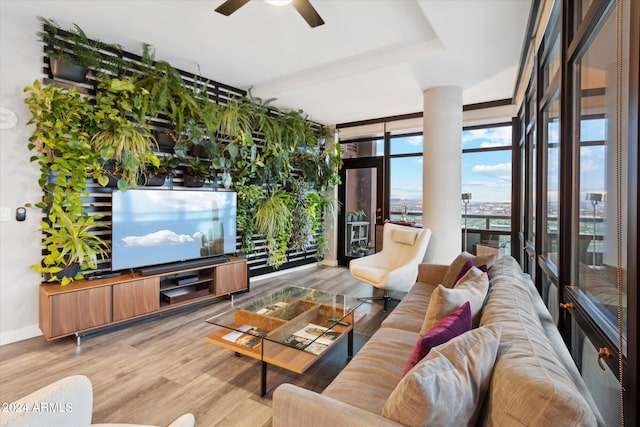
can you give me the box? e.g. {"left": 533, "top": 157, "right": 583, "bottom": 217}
{"left": 3, "top": 0, "right": 532, "bottom": 125}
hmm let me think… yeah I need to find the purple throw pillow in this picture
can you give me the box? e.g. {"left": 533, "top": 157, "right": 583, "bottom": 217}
{"left": 403, "top": 302, "right": 472, "bottom": 376}
{"left": 453, "top": 260, "right": 488, "bottom": 287}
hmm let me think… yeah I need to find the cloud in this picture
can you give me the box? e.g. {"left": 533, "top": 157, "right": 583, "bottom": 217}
{"left": 462, "top": 126, "right": 511, "bottom": 147}
{"left": 471, "top": 162, "right": 512, "bottom": 181}
{"left": 121, "top": 229, "right": 199, "bottom": 247}
{"left": 465, "top": 180, "right": 511, "bottom": 190}
{"left": 406, "top": 136, "right": 422, "bottom": 146}
{"left": 580, "top": 159, "right": 600, "bottom": 172}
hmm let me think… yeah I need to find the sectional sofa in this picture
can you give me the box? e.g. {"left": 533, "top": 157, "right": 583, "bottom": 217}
{"left": 273, "top": 253, "right": 603, "bottom": 426}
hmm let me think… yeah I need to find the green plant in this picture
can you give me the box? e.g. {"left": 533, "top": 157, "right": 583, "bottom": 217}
{"left": 236, "top": 184, "right": 265, "bottom": 254}
{"left": 290, "top": 179, "right": 315, "bottom": 251}
{"left": 138, "top": 44, "right": 200, "bottom": 135}
{"left": 255, "top": 189, "right": 293, "bottom": 268}
{"left": 185, "top": 157, "right": 211, "bottom": 181}
{"left": 218, "top": 96, "right": 255, "bottom": 141}
{"left": 92, "top": 77, "right": 156, "bottom": 190}
{"left": 148, "top": 154, "right": 180, "bottom": 177}
{"left": 37, "top": 206, "right": 109, "bottom": 286}
{"left": 24, "top": 80, "right": 110, "bottom": 284}
{"left": 37, "top": 17, "right": 124, "bottom": 74}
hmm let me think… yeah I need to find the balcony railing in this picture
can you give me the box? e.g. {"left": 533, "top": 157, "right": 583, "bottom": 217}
{"left": 388, "top": 211, "right": 605, "bottom": 260}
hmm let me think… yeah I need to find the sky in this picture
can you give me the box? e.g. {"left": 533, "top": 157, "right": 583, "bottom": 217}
{"left": 386, "top": 126, "right": 513, "bottom": 203}
{"left": 386, "top": 120, "right": 607, "bottom": 205}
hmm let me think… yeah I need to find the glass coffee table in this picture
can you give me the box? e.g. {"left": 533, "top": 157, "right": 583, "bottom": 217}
{"left": 205, "top": 286, "right": 363, "bottom": 396}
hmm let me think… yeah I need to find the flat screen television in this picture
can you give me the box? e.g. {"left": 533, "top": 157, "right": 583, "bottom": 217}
{"left": 111, "top": 189, "right": 237, "bottom": 272}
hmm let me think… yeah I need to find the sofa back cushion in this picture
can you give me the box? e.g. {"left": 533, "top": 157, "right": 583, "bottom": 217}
{"left": 420, "top": 268, "right": 489, "bottom": 335}
{"left": 442, "top": 252, "right": 497, "bottom": 288}
{"left": 383, "top": 325, "right": 501, "bottom": 427}
{"left": 480, "top": 256, "right": 597, "bottom": 426}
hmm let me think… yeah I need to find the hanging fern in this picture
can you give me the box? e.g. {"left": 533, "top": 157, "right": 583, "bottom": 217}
{"left": 255, "top": 189, "right": 293, "bottom": 268}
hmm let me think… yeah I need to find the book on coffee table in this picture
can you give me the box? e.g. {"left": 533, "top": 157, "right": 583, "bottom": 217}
{"left": 256, "top": 301, "right": 289, "bottom": 316}
{"left": 283, "top": 335, "right": 326, "bottom": 355}
{"left": 222, "top": 324, "right": 268, "bottom": 348}
{"left": 292, "top": 323, "right": 340, "bottom": 346}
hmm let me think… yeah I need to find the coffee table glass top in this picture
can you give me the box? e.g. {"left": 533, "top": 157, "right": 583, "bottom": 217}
{"left": 205, "top": 286, "right": 362, "bottom": 354}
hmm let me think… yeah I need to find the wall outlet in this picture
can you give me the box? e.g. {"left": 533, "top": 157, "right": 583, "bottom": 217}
{"left": 0, "top": 207, "right": 10, "bottom": 222}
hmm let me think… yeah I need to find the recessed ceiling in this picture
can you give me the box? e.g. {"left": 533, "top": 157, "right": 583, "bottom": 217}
{"left": 3, "top": 0, "right": 532, "bottom": 124}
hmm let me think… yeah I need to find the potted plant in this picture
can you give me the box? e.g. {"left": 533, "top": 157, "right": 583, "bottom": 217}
{"left": 24, "top": 80, "right": 110, "bottom": 284}
{"left": 92, "top": 77, "right": 156, "bottom": 191}
{"left": 183, "top": 157, "right": 211, "bottom": 187}
{"left": 140, "top": 153, "right": 167, "bottom": 186}
{"left": 35, "top": 206, "right": 110, "bottom": 285}
{"left": 153, "top": 127, "right": 178, "bottom": 149}
{"left": 37, "top": 17, "right": 124, "bottom": 82}
{"left": 143, "top": 154, "right": 181, "bottom": 186}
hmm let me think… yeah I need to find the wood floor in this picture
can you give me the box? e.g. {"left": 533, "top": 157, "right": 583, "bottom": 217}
{"left": 0, "top": 264, "right": 399, "bottom": 426}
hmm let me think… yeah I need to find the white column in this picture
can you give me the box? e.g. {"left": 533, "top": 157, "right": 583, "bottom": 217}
{"left": 422, "top": 86, "right": 463, "bottom": 264}
{"left": 322, "top": 126, "right": 339, "bottom": 266}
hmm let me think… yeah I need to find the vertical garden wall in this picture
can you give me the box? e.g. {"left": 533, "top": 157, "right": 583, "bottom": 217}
{"left": 26, "top": 18, "right": 342, "bottom": 284}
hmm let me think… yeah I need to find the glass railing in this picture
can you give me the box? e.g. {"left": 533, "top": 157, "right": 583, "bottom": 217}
{"left": 388, "top": 211, "right": 604, "bottom": 261}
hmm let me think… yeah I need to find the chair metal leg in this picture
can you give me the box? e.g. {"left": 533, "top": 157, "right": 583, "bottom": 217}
{"left": 358, "top": 290, "right": 392, "bottom": 311}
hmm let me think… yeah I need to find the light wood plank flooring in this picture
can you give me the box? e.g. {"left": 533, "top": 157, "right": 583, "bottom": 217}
{"left": 0, "top": 264, "right": 400, "bottom": 426}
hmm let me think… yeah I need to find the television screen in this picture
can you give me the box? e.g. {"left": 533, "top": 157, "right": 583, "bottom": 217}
{"left": 111, "top": 189, "right": 237, "bottom": 271}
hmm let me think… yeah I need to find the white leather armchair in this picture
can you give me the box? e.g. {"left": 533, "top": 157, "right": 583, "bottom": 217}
{"left": 349, "top": 223, "right": 431, "bottom": 310}
{"left": 0, "top": 375, "right": 195, "bottom": 427}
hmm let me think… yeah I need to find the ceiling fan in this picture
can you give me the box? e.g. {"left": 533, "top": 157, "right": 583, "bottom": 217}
{"left": 215, "top": 0, "right": 325, "bottom": 28}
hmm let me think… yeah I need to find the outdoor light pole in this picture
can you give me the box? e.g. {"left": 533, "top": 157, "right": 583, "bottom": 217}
{"left": 586, "top": 192, "right": 604, "bottom": 267}
{"left": 462, "top": 193, "right": 472, "bottom": 252}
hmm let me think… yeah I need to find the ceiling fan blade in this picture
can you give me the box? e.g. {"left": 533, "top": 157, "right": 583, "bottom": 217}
{"left": 215, "top": 0, "right": 251, "bottom": 16}
{"left": 292, "top": 0, "right": 325, "bottom": 28}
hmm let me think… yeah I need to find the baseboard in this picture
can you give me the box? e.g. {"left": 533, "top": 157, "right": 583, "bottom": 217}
{"left": 0, "top": 324, "right": 42, "bottom": 346}
{"left": 251, "top": 262, "right": 318, "bottom": 282}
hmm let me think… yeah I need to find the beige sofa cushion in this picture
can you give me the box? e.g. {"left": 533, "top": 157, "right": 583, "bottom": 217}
{"left": 480, "top": 256, "right": 597, "bottom": 426}
{"left": 382, "top": 325, "right": 501, "bottom": 427}
{"left": 420, "top": 268, "right": 489, "bottom": 335}
{"left": 381, "top": 282, "right": 436, "bottom": 333}
{"left": 322, "top": 327, "right": 418, "bottom": 415}
{"left": 442, "top": 252, "right": 497, "bottom": 288}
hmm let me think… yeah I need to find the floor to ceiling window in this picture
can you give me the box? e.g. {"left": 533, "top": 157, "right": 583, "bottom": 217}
{"left": 566, "top": 4, "right": 628, "bottom": 425}
{"left": 514, "top": 0, "right": 638, "bottom": 424}
{"left": 461, "top": 124, "right": 513, "bottom": 256}
{"left": 388, "top": 133, "right": 423, "bottom": 224}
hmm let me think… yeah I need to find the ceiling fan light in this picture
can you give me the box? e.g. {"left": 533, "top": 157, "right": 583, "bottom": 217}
{"left": 265, "top": 0, "right": 292, "bottom": 6}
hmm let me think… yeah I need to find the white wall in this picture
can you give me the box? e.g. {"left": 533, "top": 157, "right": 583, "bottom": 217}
{"left": 0, "top": 7, "right": 48, "bottom": 345}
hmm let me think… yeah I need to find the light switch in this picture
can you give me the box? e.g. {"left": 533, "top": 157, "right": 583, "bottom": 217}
{"left": 0, "top": 207, "right": 10, "bottom": 222}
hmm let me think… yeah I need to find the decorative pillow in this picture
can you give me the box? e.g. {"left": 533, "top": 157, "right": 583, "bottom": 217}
{"left": 452, "top": 259, "right": 489, "bottom": 287}
{"left": 391, "top": 227, "right": 419, "bottom": 245}
{"left": 442, "top": 252, "right": 497, "bottom": 288}
{"left": 403, "top": 302, "right": 471, "bottom": 375}
{"left": 383, "top": 325, "right": 502, "bottom": 427}
{"left": 420, "top": 268, "right": 489, "bottom": 335}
